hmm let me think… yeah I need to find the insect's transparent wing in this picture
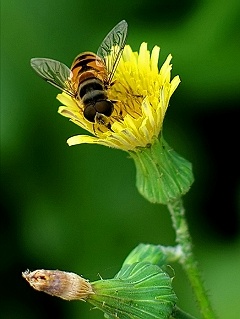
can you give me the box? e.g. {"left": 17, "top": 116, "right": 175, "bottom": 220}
{"left": 30, "top": 58, "right": 75, "bottom": 95}
{"left": 97, "top": 20, "right": 128, "bottom": 83}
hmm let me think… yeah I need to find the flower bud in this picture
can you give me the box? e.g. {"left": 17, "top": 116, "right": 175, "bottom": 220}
{"left": 22, "top": 269, "right": 94, "bottom": 301}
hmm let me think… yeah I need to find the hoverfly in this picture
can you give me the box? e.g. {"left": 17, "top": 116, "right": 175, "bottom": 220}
{"left": 30, "top": 20, "right": 128, "bottom": 126}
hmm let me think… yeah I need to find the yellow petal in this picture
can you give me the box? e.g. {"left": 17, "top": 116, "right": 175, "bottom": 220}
{"left": 56, "top": 43, "right": 180, "bottom": 151}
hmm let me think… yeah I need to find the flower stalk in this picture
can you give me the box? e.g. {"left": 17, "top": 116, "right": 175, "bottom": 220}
{"left": 167, "top": 199, "right": 216, "bottom": 319}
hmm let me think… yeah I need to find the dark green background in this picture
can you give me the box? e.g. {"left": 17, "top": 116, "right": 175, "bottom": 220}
{"left": 1, "top": 1, "right": 240, "bottom": 318}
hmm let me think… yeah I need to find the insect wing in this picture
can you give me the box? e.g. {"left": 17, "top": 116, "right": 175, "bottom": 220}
{"left": 97, "top": 20, "right": 128, "bottom": 83}
{"left": 30, "top": 58, "right": 75, "bottom": 95}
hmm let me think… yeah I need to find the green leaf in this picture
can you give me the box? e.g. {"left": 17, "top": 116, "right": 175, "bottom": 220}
{"left": 122, "top": 244, "right": 167, "bottom": 267}
{"left": 122, "top": 244, "right": 181, "bottom": 268}
{"left": 88, "top": 262, "right": 177, "bottom": 319}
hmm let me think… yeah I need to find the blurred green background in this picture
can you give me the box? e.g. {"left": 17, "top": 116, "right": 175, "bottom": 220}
{"left": 1, "top": 0, "right": 240, "bottom": 318}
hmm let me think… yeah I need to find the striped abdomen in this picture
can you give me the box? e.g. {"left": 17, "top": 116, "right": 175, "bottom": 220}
{"left": 71, "top": 53, "right": 113, "bottom": 123}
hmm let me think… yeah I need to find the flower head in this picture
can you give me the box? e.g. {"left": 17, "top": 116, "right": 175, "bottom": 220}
{"left": 58, "top": 42, "right": 193, "bottom": 204}
{"left": 58, "top": 43, "right": 180, "bottom": 151}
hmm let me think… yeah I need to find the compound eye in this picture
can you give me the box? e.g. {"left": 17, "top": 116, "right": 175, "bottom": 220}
{"left": 95, "top": 100, "right": 114, "bottom": 117}
{"left": 83, "top": 105, "right": 96, "bottom": 122}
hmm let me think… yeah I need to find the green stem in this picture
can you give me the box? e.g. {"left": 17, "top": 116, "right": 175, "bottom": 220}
{"left": 172, "top": 306, "right": 198, "bottom": 319}
{"left": 167, "top": 199, "right": 216, "bottom": 319}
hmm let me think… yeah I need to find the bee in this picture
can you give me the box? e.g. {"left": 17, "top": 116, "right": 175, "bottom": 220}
{"left": 30, "top": 20, "right": 128, "bottom": 127}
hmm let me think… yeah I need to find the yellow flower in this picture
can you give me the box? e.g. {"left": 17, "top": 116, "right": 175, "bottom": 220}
{"left": 57, "top": 42, "right": 193, "bottom": 204}
{"left": 57, "top": 42, "right": 180, "bottom": 151}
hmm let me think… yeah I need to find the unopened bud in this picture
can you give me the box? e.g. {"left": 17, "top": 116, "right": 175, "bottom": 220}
{"left": 22, "top": 269, "right": 94, "bottom": 301}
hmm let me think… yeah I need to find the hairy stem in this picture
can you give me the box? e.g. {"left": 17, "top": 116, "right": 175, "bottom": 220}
{"left": 167, "top": 199, "right": 216, "bottom": 319}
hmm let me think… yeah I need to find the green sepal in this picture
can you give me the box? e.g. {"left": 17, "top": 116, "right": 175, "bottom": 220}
{"left": 129, "top": 135, "right": 194, "bottom": 204}
{"left": 122, "top": 243, "right": 181, "bottom": 268}
{"left": 88, "top": 262, "right": 177, "bottom": 319}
